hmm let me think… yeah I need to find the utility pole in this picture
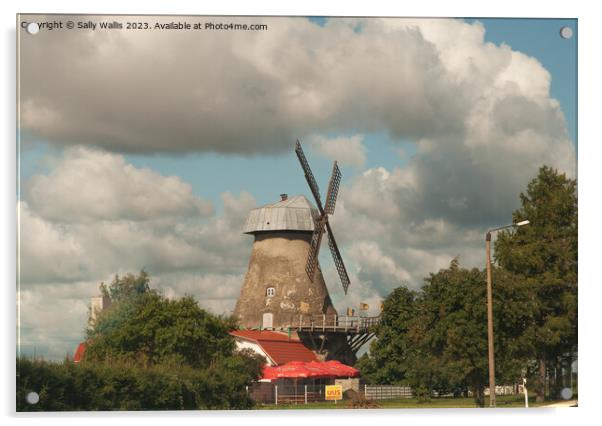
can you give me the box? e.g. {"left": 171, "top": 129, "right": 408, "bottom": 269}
{"left": 485, "top": 220, "right": 530, "bottom": 408}
{"left": 486, "top": 231, "right": 496, "bottom": 407}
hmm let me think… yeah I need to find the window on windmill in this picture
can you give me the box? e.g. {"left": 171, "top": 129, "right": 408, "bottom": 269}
{"left": 266, "top": 287, "right": 276, "bottom": 297}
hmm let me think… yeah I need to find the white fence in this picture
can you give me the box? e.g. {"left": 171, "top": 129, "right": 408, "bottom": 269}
{"left": 365, "top": 385, "right": 520, "bottom": 400}
{"left": 364, "top": 385, "right": 413, "bottom": 400}
{"left": 248, "top": 383, "right": 522, "bottom": 405}
{"left": 482, "top": 385, "right": 521, "bottom": 396}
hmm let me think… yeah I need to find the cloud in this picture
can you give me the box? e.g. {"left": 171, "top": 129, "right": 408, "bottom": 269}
{"left": 20, "top": 16, "right": 450, "bottom": 154}
{"left": 17, "top": 16, "right": 577, "bottom": 360}
{"left": 18, "top": 149, "right": 258, "bottom": 359}
{"left": 348, "top": 241, "right": 411, "bottom": 285}
{"left": 308, "top": 134, "right": 367, "bottom": 168}
{"left": 18, "top": 202, "right": 92, "bottom": 283}
{"left": 18, "top": 272, "right": 244, "bottom": 361}
{"left": 26, "top": 147, "right": 213, "bottom": 222}
{"left": 18, "top": 281, "right": 95, "bottom": 360}
{"left": 156, "top": 272, "right": 243, "bottom": 315}
{"left": 19, "top": 149, "right": 256, "bottom": 285}
{"left": 19, "top": 16, "right": 572, "bottom": 162}
{"left": 320, "top": 266, "right": 385, "bottom": 318}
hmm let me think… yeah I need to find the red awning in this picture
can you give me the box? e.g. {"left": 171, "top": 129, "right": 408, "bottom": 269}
{"left": 263, "top": 361, "right": 318, "bottom": 380}
{"left": 321, "top": 360, "right": 360, "bottom": 377}
{"left": 261, "top": 360, "right": 360, "bottom": 380}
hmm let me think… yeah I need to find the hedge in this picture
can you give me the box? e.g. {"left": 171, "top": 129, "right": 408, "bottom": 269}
{"left": 17, "top": 356, "right": 256, "bottom": 411}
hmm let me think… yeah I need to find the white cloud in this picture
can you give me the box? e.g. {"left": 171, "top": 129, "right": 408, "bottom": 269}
{"left": 337, "top": 167, "right": 403, "bottom": 222}
{"left": 349, "top": 241, "right": 411, "bottom": 286}
{"left": 156, "top": 272, "right": 243, "bottom": 315}
{"left": 19, "top": 16, "right": 573, "bottom": 165}
{"left": 18, "top": 202, "right": 92, "bottom": 283}
{"left": 18, "top": 149, "right": 258, "bottom": 359}
{"left": 308, "top": 134, "right": 367, "bottom": 168}
{"left": 18, "top": 281, "right": 98, "bottom": 360}
{"left": 26, "top": 147, "right": 213, "bottom": 222}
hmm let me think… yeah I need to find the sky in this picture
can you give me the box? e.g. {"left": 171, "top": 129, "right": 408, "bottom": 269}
{"left": 17, "top": 15, "right": 577, "bottom": 360}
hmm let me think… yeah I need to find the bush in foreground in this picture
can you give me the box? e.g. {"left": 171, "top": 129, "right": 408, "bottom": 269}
{"left": 17, "top": 355, "right": 259, "bottom": 411}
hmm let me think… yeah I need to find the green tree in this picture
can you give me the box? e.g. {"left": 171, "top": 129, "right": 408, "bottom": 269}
{"left": 86, "top": 271, "right": 243, "bottom": 369}
{"left": 100, "top": 270, "right": 152, "bottom": 303}
{"left": 489, "top": 268, "right": 538, "bottom": 389}
{"left": 360, "top": 260, "right": 533, "bottom": 407}
{"left": 86, "top": 291, "right": 237, "bottom": 368}
{"left": 360, "top": 261, "right": 490, "bottom": 404}
{"left": 356, "top": 287, "right": 417, "bottom": 385}
{"left": 417, "top": 260, "right": 489, "bottom": 405}
{"left": 494, "top": 165, "right": 577, "bottom": 401}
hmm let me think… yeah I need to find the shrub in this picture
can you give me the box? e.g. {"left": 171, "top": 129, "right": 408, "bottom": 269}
{"left": 17, "top": 356, "right": 258, "bottom": 411}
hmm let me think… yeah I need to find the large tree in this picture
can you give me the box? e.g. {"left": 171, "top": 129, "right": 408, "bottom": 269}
{"left": 99, "top": 270, "right": 152, "bottom": 302}
{"left": 359, "top": 260, "right": 533, "bottom": 407}
{"left": 85, "top": 271, "right": 239, "bottom": 369}
{"left": 494, "top": 165, "right": 577, "bottom": 401}
{"left": 416, "top": 260, "right": 490, "bottom": 405}
{"left": 356, "top": 287, "right": 417, "bottom": 385}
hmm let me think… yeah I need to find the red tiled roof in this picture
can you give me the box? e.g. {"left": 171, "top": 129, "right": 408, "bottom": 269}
{"left": 230, "top": 330, "right": 318, "bottom": 365}
{"left": 73, "top": 342, "right": 86, "bottom": 363}
{"left": 230, "top": 330, "right": 298, "bottom": 341}
{"left": 258, "top": 340, "right": 318, "bottom": 364}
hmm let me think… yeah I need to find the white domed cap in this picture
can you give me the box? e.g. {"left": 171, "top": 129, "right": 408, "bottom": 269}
{"left": 243, "top": 195, "right": 318, "bottom": 234}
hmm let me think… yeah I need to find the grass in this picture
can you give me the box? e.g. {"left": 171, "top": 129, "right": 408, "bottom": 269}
{"left": 258, "top": 394, "right": 569, "bottom": 410}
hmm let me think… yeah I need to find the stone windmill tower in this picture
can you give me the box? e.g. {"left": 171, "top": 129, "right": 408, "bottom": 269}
{"left": 234, "top": 142, "right": 374, "bottom": 363}
{"left": 234, "top": 193, "right": 338, "bottom": 329}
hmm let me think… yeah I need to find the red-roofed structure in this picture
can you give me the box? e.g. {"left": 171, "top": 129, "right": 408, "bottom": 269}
{"left": 262, "top": 360, "right": 359, "bottom": 380}
{"left": 73, "top": 342, "right": 86, "bottom": 363}
{"left": 230, "top": 330, "right": 318, "bottom": 365}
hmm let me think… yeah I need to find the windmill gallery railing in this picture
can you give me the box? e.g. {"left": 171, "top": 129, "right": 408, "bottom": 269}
{"left": 287, "top": 314, "right": 380, "bottom": 334}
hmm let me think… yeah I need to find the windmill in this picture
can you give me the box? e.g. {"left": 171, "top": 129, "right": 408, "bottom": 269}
{"left": 233, "top": 140, "right": 375, "bottom": 364}
{"left": 294, "top": 140, "right": 351, "bottom": 294}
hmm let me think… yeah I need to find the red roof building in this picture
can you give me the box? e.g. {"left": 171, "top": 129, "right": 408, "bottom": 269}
{"left": 229, "top": 330, "right": 318, "bottom": 365}
{"left": 73, "top": 342, "right": 86, "bottom": 363}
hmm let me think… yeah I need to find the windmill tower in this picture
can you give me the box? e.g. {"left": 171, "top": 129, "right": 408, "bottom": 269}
{"left": 234, "top": 141, "right": 375, "bottom": 364}
{"left": 233, "top": 192, "right": 338, "bottom": 329}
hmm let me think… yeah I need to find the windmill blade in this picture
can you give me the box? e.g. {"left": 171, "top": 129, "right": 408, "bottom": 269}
{"left": 295, "top": 140, "right": 324, "bottom": 212}
{"left": 326, "top": 222, "right": 351, "bottom": 294}
{"left": 324, "top": 161, "right": 341, "bottom": 215}
{"left": 305, "top": 220, "right": 325, "bottom": 281}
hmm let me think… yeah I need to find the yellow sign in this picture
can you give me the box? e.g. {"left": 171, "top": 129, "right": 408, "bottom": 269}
{"left": 325, "top": 385, "right": 343, "bottom": 401}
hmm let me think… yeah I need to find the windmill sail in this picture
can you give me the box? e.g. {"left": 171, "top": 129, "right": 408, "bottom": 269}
{"left": 306, "top": 220, "right": 324, "bottom": 281}
{"left": 324, "top": 161, "right": 341, "bottom": 215}
{"left": 295, "top": 140, "right": 351, "bottom": 294}
{"left": 326, "top": 222, "right": 351, "bottom": 294}
{"left": 295, "top": 140, "right": 323, "bottom": 211}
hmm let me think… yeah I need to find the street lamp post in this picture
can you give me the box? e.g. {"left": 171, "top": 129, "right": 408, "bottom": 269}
{"left": 485, "top": 220, "right": 530, "bottom": 407}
